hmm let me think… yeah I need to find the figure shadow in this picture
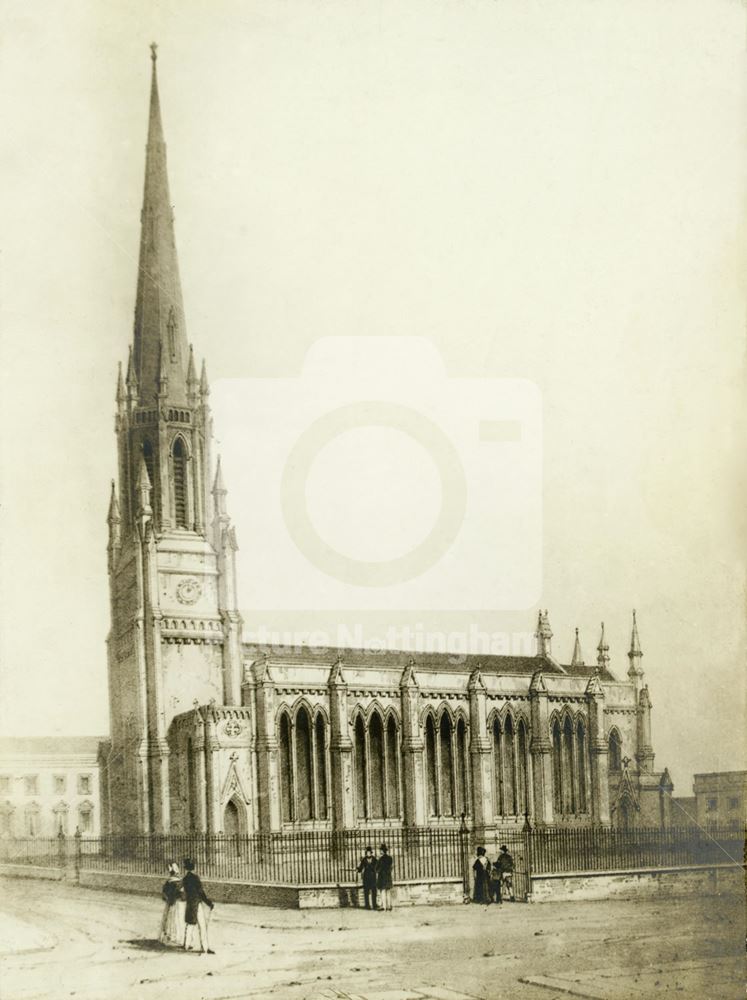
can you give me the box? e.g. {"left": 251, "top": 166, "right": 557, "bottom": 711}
{"left": 121, "top": 938, "right": 174, "bottom": 952}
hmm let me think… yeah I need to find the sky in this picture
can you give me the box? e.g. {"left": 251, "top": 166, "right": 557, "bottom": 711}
{"left": 0, "top": 0, "right": 744, "bottom": 793}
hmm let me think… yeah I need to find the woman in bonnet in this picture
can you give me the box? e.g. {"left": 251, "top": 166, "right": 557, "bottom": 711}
{"left": 159, "top": 860, "right": 185, "bottom": 945}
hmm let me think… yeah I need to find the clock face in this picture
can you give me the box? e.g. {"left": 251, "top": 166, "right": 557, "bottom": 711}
{"left": 175, "top": 578, "right": 201, "bottom": 605}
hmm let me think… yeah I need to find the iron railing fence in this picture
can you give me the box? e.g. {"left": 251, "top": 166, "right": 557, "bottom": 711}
{"left": 526, "top": 824, "right": 745, "bottom": 875}
{"left": 0, "top": 825, "right": 743, "bottom": 889}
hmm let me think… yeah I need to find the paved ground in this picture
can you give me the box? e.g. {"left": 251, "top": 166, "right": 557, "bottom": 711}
{"left": 0, "top": 877, "right": 744, "bottom": 1000}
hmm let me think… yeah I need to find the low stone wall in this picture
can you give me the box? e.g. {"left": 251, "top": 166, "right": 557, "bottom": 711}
{"left": 529, "top": 864, "right": 744, "bottom": 903}
{"left": 0, "top": 864, "right": 62, "bottom": 883}
{"left": 0, "top": 863, "right": 464, "bottom": 909}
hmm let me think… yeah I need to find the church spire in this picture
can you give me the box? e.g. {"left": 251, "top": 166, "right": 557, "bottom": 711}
{"left": 132, "top": 44, "right": 189, "bottom": 407}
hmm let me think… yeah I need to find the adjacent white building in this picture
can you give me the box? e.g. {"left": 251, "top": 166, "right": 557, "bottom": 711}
{"left": 0, "top": 738, "right": 104, "bottom": 837}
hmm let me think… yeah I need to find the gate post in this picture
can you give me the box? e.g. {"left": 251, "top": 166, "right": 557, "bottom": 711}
{"left": 522, "top": 811, "right": 533, "bottom": 903}
{"left": 57, "top": 829, "right": 66, "bottom": 874}
{"left": 74, "top": 827, "right": 82, "bottom": 885}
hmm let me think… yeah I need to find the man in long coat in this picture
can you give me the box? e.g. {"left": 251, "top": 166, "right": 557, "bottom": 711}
{"left": 357, "top": 846, "right": 378, "bottom": 910}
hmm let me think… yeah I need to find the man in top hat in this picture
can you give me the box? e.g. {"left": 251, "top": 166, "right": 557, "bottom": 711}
{"left": 182, "top": 858, "right": 215, "bottom": 954}
{"left": 357, "top": 846, "right": 378, "bottom": 910}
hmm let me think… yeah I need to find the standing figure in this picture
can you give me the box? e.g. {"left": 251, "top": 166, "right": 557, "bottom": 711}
{"left": 497, "top": 845, "right": 515, "bottom": 901}
{"left": 182, "top": 858, "right": 215, "bottom": 954}
{"left": 472, "top": 846, "right": 491, "bottom": 904}
{"left": 490, "top": 854, "right": 503, "bottom": 905}
{"left": 376, "top": 843, "right": 394, "bottom": 911}
{"left": 159, "top": 861, "right": 185, "bottom": 945}
{"left": 357, "top": 846, "right": 378, "bottom": 910}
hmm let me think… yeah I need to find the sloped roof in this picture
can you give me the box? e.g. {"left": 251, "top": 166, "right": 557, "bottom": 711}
{"left": 0, "top": 737, "right": 105, "bottom": 756}
{"left": 243, "top": 643, "right": 617, "bottom": 682}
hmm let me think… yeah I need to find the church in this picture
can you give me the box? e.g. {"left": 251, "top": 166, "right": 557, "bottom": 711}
{"left": 100, "top": 50, "right": 674, "bottom": 838}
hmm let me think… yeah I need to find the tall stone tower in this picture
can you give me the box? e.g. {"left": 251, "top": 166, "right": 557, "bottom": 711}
{"left": 105, "top": 46, "right": 242, "bottom": 833}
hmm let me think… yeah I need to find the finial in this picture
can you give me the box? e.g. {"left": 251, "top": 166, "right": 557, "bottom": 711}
{"left": 150, "top": 42, "right": 158, "bottom": 64}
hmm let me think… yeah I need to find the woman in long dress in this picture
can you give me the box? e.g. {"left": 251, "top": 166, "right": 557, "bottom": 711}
{"left": 159, "top": 861, "right": 185, "bottom": 945}
{"left": 472, "top": 847, "right": 491, "bottom": 904}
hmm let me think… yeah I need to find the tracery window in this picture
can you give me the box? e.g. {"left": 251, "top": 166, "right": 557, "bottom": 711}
{"left": 455, "top": 717, "right": 469, "bottom": 817}
{"left": 608, "top": 729, "right": 623, "bottom": 772}
{"left": 353, "top": 709, "right": 401, "bottom": 821}
{"left": 551, "top": 713, "right": 591, "bottom": 817}
{"left": 278, "top": 706, "right": 330, "bottom": 824}
{"left": 424, "top": 710, "right": 464, "bottom": 819}
{"left": 493, "top": 713, "right": 531, "bottom": 818}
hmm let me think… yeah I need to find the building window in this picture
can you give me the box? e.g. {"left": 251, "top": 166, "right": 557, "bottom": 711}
{"left": 24, "top": 776, "right": 38, "bottom": 796}
{"left": 278, "top": 706, "right": 330, "bottom": 824}
{"left": 78, "top": 802, "right": 93, "bottom": 834}
{"left": 54, "top": 775, "right": 66, "bottom": 795}
{"left": 455, "top": 717, "right": 469, "bottom": 817}
{"left": 0, "top": 777, "right": 10, "bottom": 794}
{"left": 369, "top": 712, "right": 386, "bottom": 819}
{"left": 576, "top": 720, "right": 588, "bottom": 813}
{"left": 728, "top": 796, "right": 739, "bottom": 810}
{"left": 425, "top": 715, "right": 438, "bottom": 816}
{"left": 77, "top": 774, "right": 92, "bottom": 796}
{"left": 706, "top": 797, "right": 718, "bottom": 812}
{"left": 172, "top": 437, "right": 188, "bottom": 529}
{"left": 24, "top": 805, "right": 40, "bottom": 836}
{"left": 54, "top": 805, "right": 69, "bottom": 835}
{"left": 279, "top": 712, "right": 293, "bottom": 823}
{"left": 0, "top": 809, "right": 12, "bottom": 837}
{"left": 424, "top": 710, "right": 461, "bottom": 819}
{"left": 352, "top": 708, "right": 401, "bottom": 822}
{"left": 551, "top": 721, "right": 563, "bottom": 814}
{"left": 516, "top": 720, "right": 530, "bottom": 817}
{"left": 608, "top": 729, "right": 623, "bottom": 772}
{"left": 354, "top": 715, "right": 367, "bottom": 820}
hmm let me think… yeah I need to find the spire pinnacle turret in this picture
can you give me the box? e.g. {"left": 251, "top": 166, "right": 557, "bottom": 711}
{"left": 535, "top": 609, "right": 553, "bottom": 658}
{"left": 627, "top": 609, "right": 644, "bottom": 684}
{"left": 570, "top": 627, "right": 584, "bottom": 667}
{"left": 596, "top": 622, "right": 610, "bottom": 673}
{"left": 107, "top": 480, "right": 121, "bottom": 523}
{"left": 132, "top": 44, "right": 189, "bottom": 407}
{"left": 115, "top": 363, "right": 126, "bottom": 405}
{"left": 200, "top": 359, "right": 210, "bottom": 396}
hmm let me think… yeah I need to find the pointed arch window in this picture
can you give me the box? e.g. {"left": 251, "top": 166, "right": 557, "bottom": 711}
{"left": 172, "top": 437, "right": 188, "bottom": 528}
{"left": 439, "top": 714, "right": 455, "bottom": 816}
{"left": 503, "top": 715, "right": 517, "bottom": 815}
{"left": 142, "top": 439, "right": 157, "bottom": 520}
{"left": 576, "top": 719, "right": 588, "bottom": 813}
{"left": 425, "top": 715, "right": 438, "bottom": 817}
{"left": 314, "top": 714, "right": 328, "bottom": 820}
{"left": 492, "top": 718, "right": 504, "bottom": 816}
{"left": 279, "top": 707, "right": 330, "bottom": 824}
{"left": 608, "top": 729, "right": 622, "bottom": 772}
{"left": 551, "top": 720, "right": 563, "bottom": 815}
{"left": 279, "top": 712, "right": 293, "bottom": 823}
{"left": 517, "top": 719, "right": 530, "bottom": 817}
{"left": 295, "top": 707, "right": 313, "bottom": 822}
{"left": 354, "top": 715, "right": 367, "bottom": 820}
{"left": 385, "top": 715, "right": 400, "bottom": 818}
{"left": 562, "top": 716, "right": 576, "bottom": 814}
{"left": 455, "top": 717, "right": 469, "bottom": 817}
{"left": 368, "top": 712, "right": 386, "bottom": 819}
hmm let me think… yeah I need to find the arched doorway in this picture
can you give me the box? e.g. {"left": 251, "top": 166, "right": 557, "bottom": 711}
{"left": 223, "top": 798, "right": 242, "bottom": 837}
